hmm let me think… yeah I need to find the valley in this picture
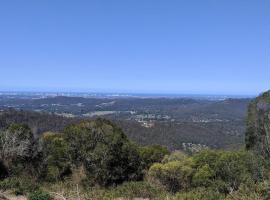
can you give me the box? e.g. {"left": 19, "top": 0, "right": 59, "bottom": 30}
{"left": 0, "top": 93, "right": 251, "bottom": 151}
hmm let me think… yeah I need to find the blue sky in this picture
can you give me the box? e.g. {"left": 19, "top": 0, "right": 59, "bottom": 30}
{"left": 0, "top": 0, "right": 269, "bottom": 95}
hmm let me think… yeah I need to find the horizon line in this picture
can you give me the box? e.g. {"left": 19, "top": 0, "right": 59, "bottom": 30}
{"left": 0, "top": 90, "right": 257, "bottom": 97}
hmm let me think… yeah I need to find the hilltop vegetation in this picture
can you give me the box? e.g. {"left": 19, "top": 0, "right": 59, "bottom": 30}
{"left": 0, "top": 120, "right": 268, "bottom": 199}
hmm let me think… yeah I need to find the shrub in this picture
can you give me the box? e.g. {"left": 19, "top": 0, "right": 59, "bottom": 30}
{"left": 28, "top": 190, "right": 52, "bottom": 200}
{"left": 139, "top": 144, "right": 170, "bottom": 170}
{"left": 148, "top": 160, "right": 193, "bottom": 192}
{"left": 192, "top": 150, "right": 267, "bottom": 193}
{"left": 192, "top": 164, "right": 214, "bottom": 187}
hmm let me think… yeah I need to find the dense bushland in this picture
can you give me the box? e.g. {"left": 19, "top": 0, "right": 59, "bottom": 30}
{"left": 0, "top": 118, "right": 170, "bottom": 197}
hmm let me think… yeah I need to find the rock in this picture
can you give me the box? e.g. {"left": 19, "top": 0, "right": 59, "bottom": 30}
{"left": 246, "top": 90, "right": 270, "bottom": 157}
{"left": 0, "top": 193, "right": 9, "bottom": 200}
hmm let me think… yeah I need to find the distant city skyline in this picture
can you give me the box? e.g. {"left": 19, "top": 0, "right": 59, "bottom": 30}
{"left": 1, "top": 1, "right": 270, "bottom": 95}
{"left": 0, "top": 90, "right": 256, "bottom": 100}
{"left": 0, "top": 89, "right": 258, "bottom": 97}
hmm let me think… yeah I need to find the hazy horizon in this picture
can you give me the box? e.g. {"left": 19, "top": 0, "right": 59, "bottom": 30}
{"left": 0, "top": 88, "right": 258, "bottom": 97}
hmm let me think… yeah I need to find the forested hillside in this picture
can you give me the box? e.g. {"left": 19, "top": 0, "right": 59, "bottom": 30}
{"left": 0, "top": 109, "right": 78, "bottom": 136}
{"left": 116, "top": 120, "right": 244, "bottom": 150}
{"left": 0, "top": 108, "right": 244, "bottom": 151}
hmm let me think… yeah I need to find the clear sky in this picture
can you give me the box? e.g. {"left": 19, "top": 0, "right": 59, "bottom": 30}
{"left": 0, "top": 0, "right": 269, "bottom": 95}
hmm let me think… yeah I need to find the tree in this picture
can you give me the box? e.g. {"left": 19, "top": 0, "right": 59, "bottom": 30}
{"left": 39, "top": 132, "right": 71, "bottom": 181}
{"left": 0, "top": 124, "right": 35, "bottom": 174}
{"left": 63, "top": 118, "right": 142, "bottom": 186}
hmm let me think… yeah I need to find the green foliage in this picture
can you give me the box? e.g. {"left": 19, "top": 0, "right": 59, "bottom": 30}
{"left": 1, "top": 112, "right": 270, "bottom": 199}
{"left": 63, "top": 121, "right": 100, "bottom": 164}
{"left": 148, "top": 159, "right": 193, "bottom": 192}
{"left": 0, "top": 177, "right": 39, "bottom": 195}
{"left": 40, "top": 132, "right": 71, "bottom": 181}
{"left": 64, "top": 119, "right": 142, "bottom": 186}
{"left": 85, "top": 139, "right": 142, "bottom": 186}
{"left": 147, "top": 149, "right": 267, "bottom": 195}
{"left": 242, "top": 151, "right": 266, "bottom": 182}
{"left": 192, "top": 164, "right": 214, "bottom": 187}
{"left": 217, "top": 152, "right": 249, "bottom": 191}
{"left": 139, "top": 144, "right": 170, "bottom": 170}
{"left": 173, "top": 187, "right": 225, "bottom": 200}
{"left": 162, "top": 150, "right": 188, "bottom": 163}
{"left": 227, "top": 181, "right": 270, "bottom": 200}
{"left": 192, "top": 150, "right": 266, "bottom": 193}
{"left": 193, "top": 150, "right": 238, "bottom": 192}
{"left": 245, "top": 99, "right": 257, "bottom": 150}
{"left": 28, "top": 190, "right": 52, "bottom": 200}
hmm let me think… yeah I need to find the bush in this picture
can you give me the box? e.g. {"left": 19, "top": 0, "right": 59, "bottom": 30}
{"left": 28, "top": 190, "right": 52, "bottom": 200}
{"left": 139, "top": 144, "right": 170, "bottom": 170}
{"left": 148, "top": 160, "right": 193, "bottom": 192}
{"left": 192, "top": 150, "right": 267, "bottom": 193}
{"left": 147, "top": 149, "right": 267, "bottom": 195}
{"left": 192, "top": 164, "right": 214, "bottom": 187}
{"left": 147, "top": 151, "right": 194, "bottom": 193}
